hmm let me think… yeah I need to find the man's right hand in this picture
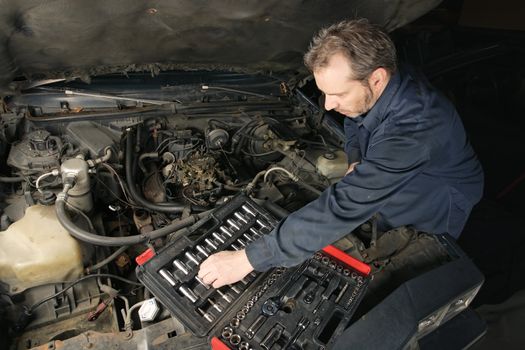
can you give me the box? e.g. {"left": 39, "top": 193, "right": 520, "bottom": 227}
{"left": 197, "top": 249, "right": 254, "bottom": 288}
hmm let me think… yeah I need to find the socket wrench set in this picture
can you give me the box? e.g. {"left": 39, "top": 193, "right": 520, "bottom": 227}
{"left": 136, "top": 194, "right": 371, "bottom": 349}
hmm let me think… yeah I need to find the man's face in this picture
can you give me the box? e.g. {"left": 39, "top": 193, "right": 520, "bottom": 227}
{"left": 313, "top": 53, "right": 376, "bottom": 118}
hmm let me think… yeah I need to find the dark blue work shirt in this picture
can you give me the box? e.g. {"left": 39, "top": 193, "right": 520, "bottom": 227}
{"left": 246, "top": 66, "right": 484, "bottom": 271}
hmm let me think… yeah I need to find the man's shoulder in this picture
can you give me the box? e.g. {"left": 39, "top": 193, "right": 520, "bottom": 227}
{"left": 387, "top": 65, "right": 455, "bottom": 124}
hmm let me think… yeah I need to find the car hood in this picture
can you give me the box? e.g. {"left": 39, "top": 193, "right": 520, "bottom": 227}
{"left": 0, "top": 0, "right": 441, "bottom": 92}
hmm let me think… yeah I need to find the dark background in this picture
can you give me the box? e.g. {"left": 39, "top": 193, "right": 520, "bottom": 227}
{"left": 392, "top": 0, "right": 525, "bottom": 306}
{"left": 393, "top": 1, "right": 525, "bottom": 347}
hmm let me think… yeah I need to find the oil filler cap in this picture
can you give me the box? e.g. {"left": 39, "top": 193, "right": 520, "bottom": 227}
{"left": 138, "top": 298, "right": 160, "bottom": 322}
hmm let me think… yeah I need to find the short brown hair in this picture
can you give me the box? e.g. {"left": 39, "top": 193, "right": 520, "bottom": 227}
{"left": 304, "top": 19, "right": 397, "bottom": 81}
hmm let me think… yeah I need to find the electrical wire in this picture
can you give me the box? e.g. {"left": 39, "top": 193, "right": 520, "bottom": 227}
{"left": 85, "top": 245, "right": 129, "bottom": 274}
{"left": 98, "top": 163, "right": 134, "bottom": 204}
{"left": 64, "top": 200, "right": 95, "bottom": 233}
{"left": 241, "top": 149, "right": 279, "bottom": 157}
{"left": 92, "top": 176, "right": 140, "bottom": 209}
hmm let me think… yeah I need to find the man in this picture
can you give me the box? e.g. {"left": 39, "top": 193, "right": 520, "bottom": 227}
{"left": 198, "top": 19, "right": 483, "bottom": 288}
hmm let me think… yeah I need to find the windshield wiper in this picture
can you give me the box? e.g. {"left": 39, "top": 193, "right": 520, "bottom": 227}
{"left": 63, "top": 89, "right": 181, "bottom": 105}
{"left": 34, "top": 87, "right": 181, "bottom": 105}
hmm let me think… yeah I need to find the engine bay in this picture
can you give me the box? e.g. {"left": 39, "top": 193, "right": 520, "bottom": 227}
{"left": 0, "top": 74, "right": 355, "bottom": 349}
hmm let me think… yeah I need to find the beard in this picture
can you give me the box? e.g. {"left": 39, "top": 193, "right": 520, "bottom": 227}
{"left": 342, "top": 82, "right": 375, "bottom": 117}
{"left": 360, "top": 82, "right": 375, "bottom": 114}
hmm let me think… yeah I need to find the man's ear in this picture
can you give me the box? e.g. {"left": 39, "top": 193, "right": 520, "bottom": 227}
{"left": 368, "top": 68, "right": 389, "bottom": 93}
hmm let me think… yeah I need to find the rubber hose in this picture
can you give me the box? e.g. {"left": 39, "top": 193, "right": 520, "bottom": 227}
{"left": 56, "top": 198, "right": 211, "bottom": 246}
{"left": 125, "top": 130, "right": 186, "bottom": 213}
{"left": 296, "top": 180, "right": 322, "bottom": 196}
{"left": 0, "top": 176, "right": 24, "bottom": 183}
{"left": 262, "top": 200, "right": 289, "bottom": 219}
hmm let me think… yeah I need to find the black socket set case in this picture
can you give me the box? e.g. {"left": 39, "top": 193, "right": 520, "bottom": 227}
{"left": 136, "top": 194, "right": 371, "bottom": 349}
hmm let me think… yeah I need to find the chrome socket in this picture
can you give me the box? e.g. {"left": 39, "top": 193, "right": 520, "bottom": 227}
{"left": 249, "top": 227, "right": 262, "bottom": 239}
{"left": 173, "top": 259, "right": 190, "bottom": 275}
{"left": 196, "top": 245, "right": 210, "bottom": 258}
{"left": 217, "top": 289, "right": 232, "bottom": 303}
{"left": 230, "top": 334, "right": 242, "bottom": 346}
{"left": 212, "top": 232, "right": 225, "bottom": 244}
{"left": 159, "top": 268, "right": 177, "bottom": 286}
{"left": 204, "top": 238, "right": 218, "bottom": 251}
{"left": 239, "top": 341, "right": 250, "bottom": 350}
{"left": 234, "top": 212, "right": 249, "bottom": 224}
{"left": 207, "top": 298, "right": 223, "bottom": 313}
{"left": 241, "top": 205, "right": 256, "bottom": 217}
{"left": 227, "top": 219, "right": 240, "bottom": 231}
{"left": 230, "top": 317, "right": 240, "bottom": 329}
{"left": 195, "top": 275, "right": 211, "bottom": 289}
{"left": 256, "top": 219, "right": 268, "bottom": 229}
{"left": 179, "top": 285, "right": 198, "bottom": 303}
{"left": 197, "top": 307, "right": 215, "bottom": 323}
{"left": 185, "top": 251, "right": 201, "bottom": 265}
{"left": 220, "top": 226, "right": 234, "bottom": 237}
{"left": 222, "top": 326, "right": 233, "bottom": 340}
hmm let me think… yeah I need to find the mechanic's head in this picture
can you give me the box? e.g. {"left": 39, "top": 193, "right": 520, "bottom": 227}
{"left": 304, "top": 19, "right": 397, "bottom": 118}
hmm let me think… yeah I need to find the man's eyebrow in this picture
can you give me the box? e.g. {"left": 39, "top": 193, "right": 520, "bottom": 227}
{"left": 324, "top": 91, "right": 346, "bottom": 96}
{"left": 317, "top": 86, "right": 347, "bottom": 96}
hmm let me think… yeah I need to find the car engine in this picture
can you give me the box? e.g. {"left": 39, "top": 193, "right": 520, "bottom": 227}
{"left": 0, "top": 75, "right": 352, "bottom": 349}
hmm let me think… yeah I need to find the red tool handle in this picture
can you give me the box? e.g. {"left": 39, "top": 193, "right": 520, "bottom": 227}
{"left": 322, "top": 245, "right": 371, "bottom": 276}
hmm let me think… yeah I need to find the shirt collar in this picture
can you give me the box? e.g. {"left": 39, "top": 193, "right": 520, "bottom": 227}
{"left": 356, "top": 69, "right": 402, "bottom": 132}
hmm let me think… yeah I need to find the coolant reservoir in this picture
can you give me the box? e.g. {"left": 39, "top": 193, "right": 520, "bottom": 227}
{"left": 0, "top": 205, "right": 83, "bottom": 293}
{"left": 316, "top": 150, "right": 348, "bottom": 181}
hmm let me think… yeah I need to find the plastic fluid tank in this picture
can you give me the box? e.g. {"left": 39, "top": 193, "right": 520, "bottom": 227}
{"left": 0, "top": 205, "right": 84, "bottom": 293}
{"left": 316, "top": 150, "right": 348, "bottom": 180}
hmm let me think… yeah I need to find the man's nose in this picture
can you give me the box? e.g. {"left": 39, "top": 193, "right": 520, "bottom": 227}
{"left": 324, "top": 95, "right": 338, "bottom": 111}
